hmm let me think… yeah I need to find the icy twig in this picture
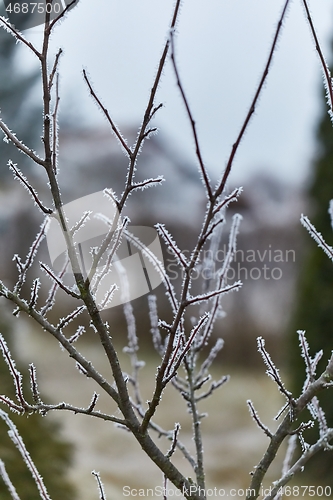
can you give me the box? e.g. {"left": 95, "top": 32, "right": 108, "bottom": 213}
{"left": 0, "top": 16, "right": 41, "bottom": 59}
{"left": 57, "top": 305, "right": 86, "bottom": 330}
{"left": 40, "top": 262, "right": 81, "bottom": 299}
{"left": 302, "top": 0, "right": 333, "bottom": 121}
{"left": 148, "top": 295, "right": 163, "bottom": 355}
{"left": 156, "top": 223, "right": 188, "bottom": 268}
{"left": 0, "top": 459, "right": 21, "bottom": 500}
{"left": 9, "top": 162, "right": 52, "bottom": 214}
{"left": 48, "top": 0, "right": 78, "bottom": 32}
{"left": 130, "top": 176, "right": 164, "bottom": 192}
{"left": 83, "top": 69, "right": 132, "bottom": 158}
{"left": 29, "top": 364, "right": 41, "bottom": 405}
{"left": 14, "top": 220, "right": 49, "bottom": 294}
{"left": 165, "top": 314, "right": 209, "bottom": 381}
{"left": 301, "top": 214, "right": 333, "bottom": 261}
{"left": 195, "top": 376, "right": 229, "bottom": 402}
{"left": 247, "top": 400, "right": 273, "bottom": 439}
{"left": 125, "top": 229, "right": 179, "bottom": 314}
{"left": 215, "top": 0, "right": 291, "bottom": 198}
{"left": 257, "top": 337, "right": 293, "bottom": 402}
{"left": 213, "top": 187, "right": 243, "bottom": 216}
{"left": 92, "top": 470, "right": 107, "bottom": 500}
{"left": 170, "top": 30, "right": 212, "bottom": 201}
{"left": 0, "top": 410, "right": 51, "bottom": 500}
{"left": 51, "top": 73, "right": 60, "bottom": 174}
{"left": 263, "top": 430, "right": 333, "bottom": 500}
{"left": 0, "top": 334, "right": 26, "bottom": 409}
{"left": 185, "top": 281, "right": 242, "bottom": 306}
{"left": 40, "top": 257, "right": 70, "bottom": 316}
{"left": 0, "top": 118, "right": 44, "bottom": 166}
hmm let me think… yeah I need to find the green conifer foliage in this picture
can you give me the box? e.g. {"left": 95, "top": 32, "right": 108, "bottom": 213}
{"left": 0, "top": 318, "right": 76, "bottom": 500}
{"left": 0, "top": 5, "right": 40, "bottom": 180}
{"left": 290, "top": 44, "right": 333, "bottom": 485}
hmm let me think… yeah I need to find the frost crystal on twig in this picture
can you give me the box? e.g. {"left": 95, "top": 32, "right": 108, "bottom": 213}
{"left": 0, "top": 410, "right": 51, "bottom": 500}
{"left": 156, "top": 223, "right": 188, "bottom": 268}
{"left": 0, "top": 459, "right": 21, "bottom": 500}
{"left": 14, "top": 219, "right": 49, "bottom": 294}
{"left": 92, "top": 470, "right": 107, "bottom": 500}
{"left": 247, "top": 400, "right": 273, "bottom": 438}
{"left": 257, "top": 337, "right": 293, "bottom": 402}
{"left": 301, "top": 214, "right": 333, "bottom": 261}
{"left": 0, "top": 334, "right": 25, "bottom": 409}
{"left": 29, "top": 364, "right": 41, "bottom": 405}
{"left": 9, "top": 162, "right": 52, "bottom": 214}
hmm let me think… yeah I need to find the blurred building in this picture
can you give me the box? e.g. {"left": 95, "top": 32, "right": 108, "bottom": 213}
{"left": 0, "top": 126, "right": 306, "bottom": 365}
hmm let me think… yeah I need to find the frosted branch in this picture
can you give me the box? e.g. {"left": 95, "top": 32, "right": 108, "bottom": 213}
{"left": 257, "top": 337, "right": 293, "bottom": 402}
{"left": 213, "top": 187, "right": 243, "bottom": 216}
{"left": 263, "top": 429, "right": 333, "bottom": 500}
{"left": 29, "top": 278, "right": 40, "bottom": 310}
{"left": 302, "top": 0, "right": 333, "bottom": 123}
{"left": 14, "top": 219, "right": 49, "bottom": 294}
{"left": 0, "top": 410, "right": 51, "bottom": 500}
{"left": 170, "top": 30, "right": 213, "bottom": 201}
{"left": 185, "top": 280, "right": 242, "bottom": 306}
{"left": 8, "top": 162, "right": 52, "bottom": 214}
{"left": 215, "top": 0, "right": 291, "bottom": 197}
{"left": 247, "top": 400, "right": 273, "bottom": 438}
{"left": 298, "top": 330, "right": 323, "bottom": 390}
{"left": 57, "top": 305, "right": 86, "bottom": 330}
{"left": 165, "top": 423, "right": 180, "bottom": 459}
{"left": 68, "top": 325, "right": 85, "bottom": 344}
{"left": 0, "top": 16, "right": 41, "bottom": 59}
{"left": 92, "top": 470, "right": 107, "bottom": 500}
{"left": 40, "top": 257, "right": 70, "bottom": 316}
{"left": 195, "top": 376, "right": 229, "bottom": 402}
{"left": 301, "top": 214, "right": 333, "bottom": 261}
{"left": 131, "top": 176, "right": 164, "bottom": 191}
{"left": 156, "top": 223, "right": 188, "bottom": 268}
{"left": 0, "top": 459, "right": 21, "bottom": 500}
{"left": 165, "top": 314, "right": 209, "bottom": 381}
{"left": 48, "top": 0, "right": 78, "bottom": 32}
{"left": 40, "top": 262, "right": 81, "bottom": 299}
{"left": 83, "top": 69, "right": 132, "bottom": 158}
{"left": 0, "top": 333, "right": 26, "bottom": 409}
{"left": 0, "top": 118, "right": 44, "bottom": 166}
{"left": 148, "top": 295, "right": 163, "bottom": 355}
{"left": 29, "top": 364, "right": 41, "bottom": 405}
{"left": 125, "top": 228, "right": 179, "bottom": 313}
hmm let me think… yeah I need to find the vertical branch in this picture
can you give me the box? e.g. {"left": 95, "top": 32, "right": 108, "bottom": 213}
{"left": 0, "top": 460, "right": 21, "bottom": 500}
{"left": 118, "top": 0, "right": 182, "bottom": 211}
{"left": 169, "top": 30, "right": 213, "bottom": 201}
{"left": 302, "top": 0, "right": 333, "bottom": 119}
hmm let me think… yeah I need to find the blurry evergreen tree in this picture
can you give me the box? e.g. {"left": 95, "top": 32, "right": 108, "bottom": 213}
{"left": 0, "top": 10, "right": 77, "bottom": 500}
{"left": 0, "top": 318, "right": 76, "bottom": 500}
{"left": 289, "top": 41, "right": 333, "bottom": 485}
{"left": 0, "top": 4, "right": 40, "bottom": 181}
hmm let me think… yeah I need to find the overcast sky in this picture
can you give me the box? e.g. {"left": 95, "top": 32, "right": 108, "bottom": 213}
{"left": 16, "top": 1, "right": 333, "bottom": 186}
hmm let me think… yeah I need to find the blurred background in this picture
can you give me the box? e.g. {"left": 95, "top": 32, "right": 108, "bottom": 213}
{"left": 1, "top": 0, "right": 333, "bottom": 498}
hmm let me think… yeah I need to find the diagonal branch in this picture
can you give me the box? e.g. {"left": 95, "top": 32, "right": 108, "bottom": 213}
{"left": 0, "top": 119, "right": 45, "bottom": 167}
{"left": 215, "top": 0, "right": 291, "bottom": 199}
{"left": 170, "top": 30, "right": 213, "bottom": 201}
{"left": 83, "top": 69, "right": 132, "bottom": 158}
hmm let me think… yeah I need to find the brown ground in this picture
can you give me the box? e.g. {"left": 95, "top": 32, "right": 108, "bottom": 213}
{"left": 12, "top": 320, "right": 323, "bottom": 500}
